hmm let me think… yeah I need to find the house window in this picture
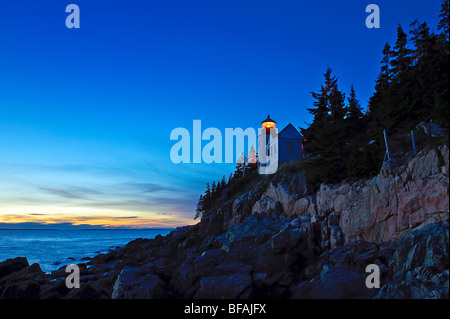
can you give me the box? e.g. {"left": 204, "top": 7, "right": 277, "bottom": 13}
{"left": 287, "top": 141, "right": 293, "bottom": 154}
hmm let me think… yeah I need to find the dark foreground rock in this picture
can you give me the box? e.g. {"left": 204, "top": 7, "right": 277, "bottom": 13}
{"left": 1, "top": 218, "right": 446, "bottom": 299}
{"left": 0, "top": 258, "right": 48, "bottom": 299}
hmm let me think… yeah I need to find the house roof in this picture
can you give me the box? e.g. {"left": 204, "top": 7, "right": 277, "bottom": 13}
{"left": 278, "top": 123, "right": 303, "bottom": 139}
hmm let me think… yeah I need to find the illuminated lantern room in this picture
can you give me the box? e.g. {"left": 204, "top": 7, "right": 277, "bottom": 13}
{"left": 261, "top": 115, "right": 276, "bottom": 129}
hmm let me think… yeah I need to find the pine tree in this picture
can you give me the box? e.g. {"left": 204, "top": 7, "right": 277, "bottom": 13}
{"left": 438, "top": 0, "right": 449, "bottom": 44}
{"left": 248, "top": 145, "right": 257, "bottom": 166}
{"left": 346, "top": 85, "right": 364, "bottom": 139}
{"left": 344, "top": 86, "right": 377, "bottom": 179}
{"left": 302, "top": 67, "right": 336, "bottom": 154}
{"left": 390, "top": 25, "right": 413, "bottom": 78}
{"left": 307, "top": 67, "right": 335, "bottom": 120}
{"left": 205, "top": 182, "right": 211, "bottom": 196}
{"left": 373, "top": 25, "right": 415, "bottom": 133}
{"left": 409, "top": 20, "right": 432, "bottom": 63}
{"left": 203, "top": 182, "right": 211, "bottom": 208}
{"left": 368, "top": 43, "right": 392, "bottom": 124}
{"left": 195, "top": 195, "right": 204, "bottom": 220}
{"left": 211, "top": 181, "right": 217, "bottom": 196}
{"left": 302, "top": 67, "right": 349, "bottom": 183}
{"left": 346, "top": 85, "right": 363, "bottom": 122}
{"left": 434, "top": 0, "right": 450, "bottom": 126}
{"left": 221, "top": 175, "right": 227, "bottom": 189}
{"left": 379, "top": 43, "right": 392, "bottom": 85}
{"left": 216, "top": 179, "right": 222, "bottom": 194}
{"left": 235, "top": 152, "right": 246, "bottom": 177}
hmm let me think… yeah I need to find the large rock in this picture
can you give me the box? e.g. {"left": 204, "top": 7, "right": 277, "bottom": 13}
{"left": 262, "top": 181, "right": 299, "bottom": 215}
{"left": 287, "top": 174, "right": 309, "bottom": 197}
{"left": 254, "top": 218, "right": 319, "bottom": 274}
{"left": 194, "top": 249, "right": 226, "bottom": 276}
{"left": 375, "top": 220, "right": 449, "bottom": 299}
{"left": 199, "top": 210, "right": 224, "bottom": 238}
{"left": 195, "top": 272, "right": 252, "bottom": 299}
{"left": 314, "top": 145, "right": 449, "bottom": 243}
{"left": 170, "top": 258, "right": 198, "bottom": 298}
{"left": 291, "top": 264, "right": 377, "bottom": 299}
{"left": 253, "top": 174, "right": 310, "bottom": 218}
{"left": 293, "top": 196, "right": 317, "bottom": 217}
{"left": 252, "top": 197, "right": 283, "bottom": 217}
{"left": 393, "top": 221, "right": 449, "bottom": 275}
{"left": 0, "top": 262, "right": 47, "bottom": 299}
{"left": 112, "top": 265, "right": 166, "bottom": 299}
{"left": 0, "top": 257, "right": 29, "bottom": 279}
{"left": 229, "top": 183, "right": 265, "bottom": 225}
{"left": 217, "top": 214, "right": 274, "bottom": 250}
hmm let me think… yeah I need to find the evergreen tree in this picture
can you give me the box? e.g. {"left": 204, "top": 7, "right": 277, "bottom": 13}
{"left": 221, "top": 175, "right": 227, "bottom": 189}
{"left": 307, "top": 68, "right": 335, "bottom": 117}
{"left": 409, "top": 20, "right": 433, "bottom": 64}
{"left": 217, "top": 179, "right": 223, "bottom": 194}
{"left": 204, "top": 182, "right": 211, "bottom": 208}
{"left": 371, "top": 25, "right": 416, "bottom": 133}
{"left": 390, "top": 25, "right": 413, "bottom": 78}
{"left": 438, "top": 0, "right": 449, "bottom": 44}
{"left": 368, "top": 43, "right": 392, "bottom": 128}
{"left": 345, "top": 86, "right": 378, "bottom": 178}
{"left": 194, "top": 195, "right": 204, "bottom": 220}
{"left": 380, "top": 43, "right": 392, "bottom": 82}
{"left": 211, "top": 181, "right": 217, "bottom": 196}
{"left": 301, "top": 67, "right": 349, "bottom": 183}
{"left": 302, "top": 67, "right": 335, "bottom": 154}
{"left": 434, "top": 0, "right": 450, "bottom": 126}
{"left": 234, "top": 152, "right": 246, "bottom": 177}
{"left": 371, "top": 43, "right": 392, "bottom": 101}
{"left": 346, "top": 85, "right": 363, "bottom": 122}
{"left": 248, "top": 145, "right": 257, "bottom": 166}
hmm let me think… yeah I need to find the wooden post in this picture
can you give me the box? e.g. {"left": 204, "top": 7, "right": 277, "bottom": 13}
{"left": 383, "top": 129, "right": 391, "bottom": 162}
{"left": 411, "top": 130, "right": 417, "bottom": 156}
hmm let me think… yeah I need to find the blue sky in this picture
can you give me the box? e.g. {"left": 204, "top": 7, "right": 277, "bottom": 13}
{"left": 0, "top": 0, "right": 443, "bottom": 228}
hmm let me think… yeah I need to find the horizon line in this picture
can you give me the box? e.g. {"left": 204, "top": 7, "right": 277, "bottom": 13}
{"left": 0, "top": 227, "right": 177, "bottom": 231}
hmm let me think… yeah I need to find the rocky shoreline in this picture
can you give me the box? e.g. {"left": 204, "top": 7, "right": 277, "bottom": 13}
{"left": 0, "top": 145, "right": 448, "bottom": 299}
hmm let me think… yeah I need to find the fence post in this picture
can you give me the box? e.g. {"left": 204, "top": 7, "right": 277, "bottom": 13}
{"left": 411, "top": 130, "right": 417, "bottom": 156}
{"left": 383, "top": 129, "right": 391, "bottom": 162}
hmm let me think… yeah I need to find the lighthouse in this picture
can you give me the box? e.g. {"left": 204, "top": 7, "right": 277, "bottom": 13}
{"left": 260, "top": 115, "right": 278, "bottom": 158}
{"left": 258, "top": 115, "right": 278, "bottom": 175}
{"left": 258, "top": 115, "right": 304, "bottom": 171}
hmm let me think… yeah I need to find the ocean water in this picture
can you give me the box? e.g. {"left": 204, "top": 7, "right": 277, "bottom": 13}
{"left": 0, "top": 229, "right": 172, "bottom": 273}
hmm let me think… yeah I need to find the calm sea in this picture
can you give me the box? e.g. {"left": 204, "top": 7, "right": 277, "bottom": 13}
{"left": 0, "top": 229, "right": 172, "bottom": 273}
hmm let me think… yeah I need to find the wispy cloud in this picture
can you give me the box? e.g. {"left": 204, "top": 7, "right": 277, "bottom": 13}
{"left": 0, "top": 147, "right": 227, "bottom": 228}
{"left": 38, "top": 187, "right": 86, "bottom": 199}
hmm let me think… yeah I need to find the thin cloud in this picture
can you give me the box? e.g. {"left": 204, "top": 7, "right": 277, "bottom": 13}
{"left": 38, "top": 187, "right": 86, "bottom": 200}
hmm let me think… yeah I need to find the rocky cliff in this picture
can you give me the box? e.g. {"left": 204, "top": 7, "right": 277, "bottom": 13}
{"left": 0, "top": 145, "right": 448, "bottom": 299}
{"left": 274, "top": 144, "right": 449, "bottom": 244}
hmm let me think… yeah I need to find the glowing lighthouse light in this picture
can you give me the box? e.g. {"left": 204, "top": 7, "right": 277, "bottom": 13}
{"left": 261, "top": 115, "right": 276, "bottom": 129}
